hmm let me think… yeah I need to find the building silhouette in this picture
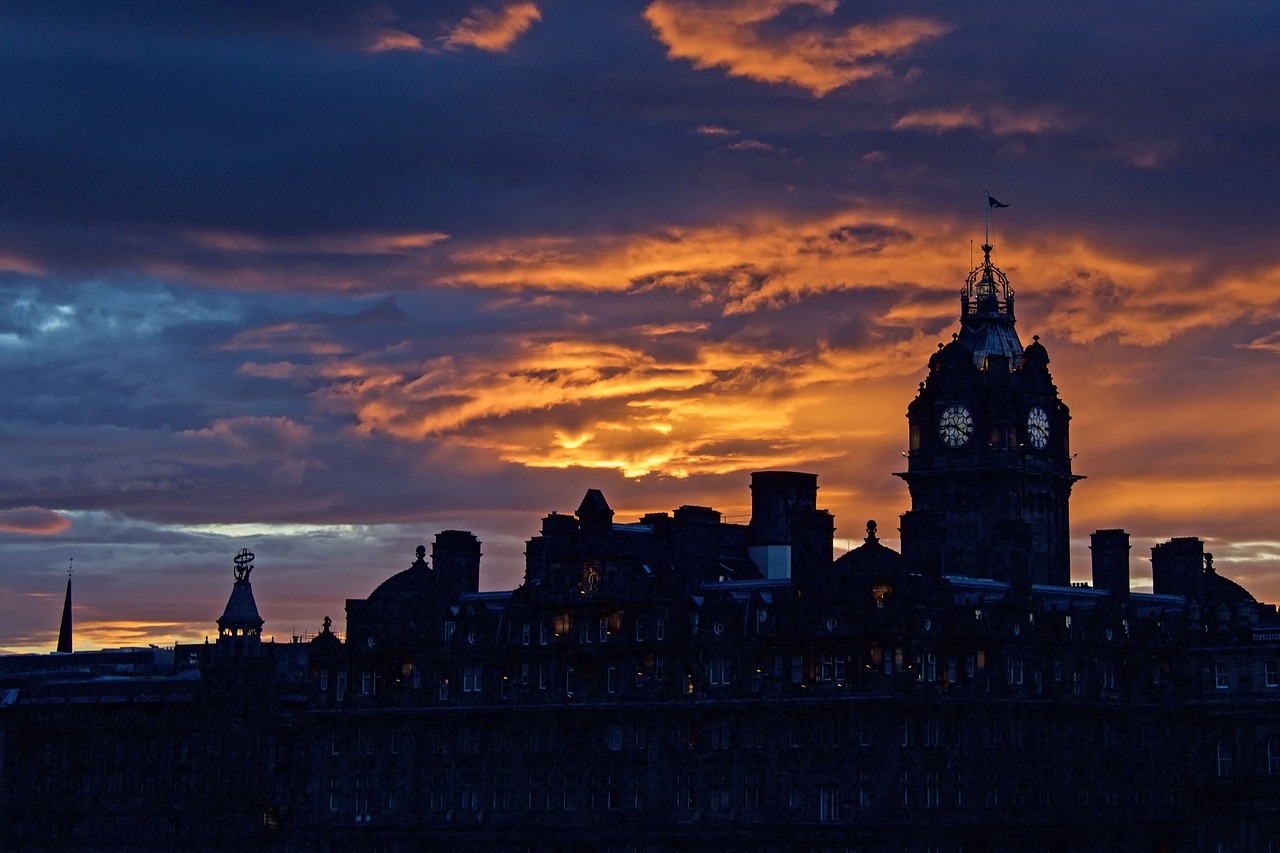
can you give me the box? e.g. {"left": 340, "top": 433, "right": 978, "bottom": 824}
{"left": 3, "top": 245, "right": 1280, "bottom": 851}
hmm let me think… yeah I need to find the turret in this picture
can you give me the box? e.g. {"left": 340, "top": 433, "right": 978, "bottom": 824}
{"left": 216, "top": 548, "right": 265, "bottom": 658}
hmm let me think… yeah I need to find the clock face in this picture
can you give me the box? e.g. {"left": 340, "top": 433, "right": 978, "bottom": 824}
{"left": 938, "top": 404, "right": 973, "bottom": 447}
{"left": 1027, "top": 406, "right": 1050, "bottom": 449}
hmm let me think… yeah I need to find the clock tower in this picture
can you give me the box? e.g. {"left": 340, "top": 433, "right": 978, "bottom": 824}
{"left": 896, "top": 243, "right": 1081, "bottom": 586}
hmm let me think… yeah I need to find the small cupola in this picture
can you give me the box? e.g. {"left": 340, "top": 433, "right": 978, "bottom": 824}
{"left": 216, "top": 548, "right": 265, "bottom": 657}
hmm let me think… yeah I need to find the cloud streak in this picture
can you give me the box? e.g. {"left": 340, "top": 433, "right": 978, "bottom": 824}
{"left": 645, "top": 1, "right": 949, "bottom": 96}
{"left": 0, "top": 507, "right": 71, "bottom": 535}
{"left": 441, "top": 3, "right": 542, "bottom": 52}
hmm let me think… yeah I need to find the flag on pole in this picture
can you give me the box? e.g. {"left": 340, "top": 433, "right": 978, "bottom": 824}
{"left": 988, "top": 196, "right": 1009, "bottom": 208}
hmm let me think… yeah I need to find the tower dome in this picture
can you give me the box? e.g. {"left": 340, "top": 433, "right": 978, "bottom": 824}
{"left": 957, "top": 243, "right": 1023, "bottom": 370}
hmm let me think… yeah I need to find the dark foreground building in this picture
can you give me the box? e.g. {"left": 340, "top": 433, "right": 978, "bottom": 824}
{"left": 4, "top": 246, "right": 1280, "bottom": 851}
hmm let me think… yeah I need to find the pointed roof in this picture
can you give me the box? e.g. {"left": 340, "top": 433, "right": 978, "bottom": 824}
{"left": 217, "top": 580, "right": 264, "bottom": 632}
{"left": 56, "top": 573, "right": 73, "bottom": 654}
{"left": 957, "top": 243, "right": 1023, "bottom": 370}
{"left": 577, "top": 488, "right": 613, "bottom": 518}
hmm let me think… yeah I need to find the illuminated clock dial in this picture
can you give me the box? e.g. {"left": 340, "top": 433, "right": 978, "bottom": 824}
{"left": 1027, "top": 406, "right": 1050, "bottom": 449}
{"left": 939, "top": 404, "right": 973, "bottom": 448}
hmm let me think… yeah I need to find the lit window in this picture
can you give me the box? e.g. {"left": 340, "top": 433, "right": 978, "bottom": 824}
{"left": 1266, "top": 661, "right": 1279, "bottom": 688}
{"left": 1215, "top": 663, "right": 1230, "bottom": 690}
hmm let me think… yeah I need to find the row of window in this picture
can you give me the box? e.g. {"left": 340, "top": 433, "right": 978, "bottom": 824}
{"left": 321, "top": 712, "right": 1185, "bottom": 758}
{"left": 505, "top": 615, "right": 672, "bottom": 647}
{"left": 318, "top": 647, "right": 1191, "bottom": 704}
{"left": 322, "top": 766, "right": 1183, "bottom": 820}
{"left": 1214, "top": 660, "right": 1280, "bottom": 690}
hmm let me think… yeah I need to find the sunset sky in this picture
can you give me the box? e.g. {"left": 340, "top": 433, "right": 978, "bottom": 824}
{"left": 2, "top": 1, "right": 1279, "bottom": 652}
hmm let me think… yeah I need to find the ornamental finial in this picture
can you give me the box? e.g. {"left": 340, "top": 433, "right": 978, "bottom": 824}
{"left": 233, "top": 548, "right": 255, "bottom": 582}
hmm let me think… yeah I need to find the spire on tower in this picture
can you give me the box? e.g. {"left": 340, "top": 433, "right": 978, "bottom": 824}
{"left": 957, "top": 242, "right": 1023, "bottom": 370}
{"left": 56, "top": 560, "right": 73, "bottom": 654}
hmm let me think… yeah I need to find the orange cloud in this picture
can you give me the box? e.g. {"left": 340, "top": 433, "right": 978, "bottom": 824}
{"left": 76, "top": 620, "right": 209, "bottom": 650}
{"left": 443, "top": 212, "right": 1280, "bottom": 349}
{"left": 441, "top": 3, "right": 542, "bottom": 53}
{"left": 894, "top": 104, "right": 1069, "bottom": 135}
{"left": 0, "top": 506, "right": 71, "bottom": 535}
{"left": 367, "top": 28, "right": 425, "bottom": 53}
{"left": 222, "top": 322, "right": 349, "bottom": 356}
{"left": 0, "top": 250, "right": 44, "bottom": 275}
{"left": 266, "top": 320, "right": 936, "bottom": 480}
{"left": 644, "top": 0, "right": 949, "bottom": 96}
{"left": 184, "top": 228, "right": 449, "bottom": 255}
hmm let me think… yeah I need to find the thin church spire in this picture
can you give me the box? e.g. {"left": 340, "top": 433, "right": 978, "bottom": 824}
{"left": 56, "top": 560, "right": 73, "bottom": 654}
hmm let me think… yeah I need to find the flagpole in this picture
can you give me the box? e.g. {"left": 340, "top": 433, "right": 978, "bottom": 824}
{"left": 984, "top": 190, "right": 990, "bottom": 246}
